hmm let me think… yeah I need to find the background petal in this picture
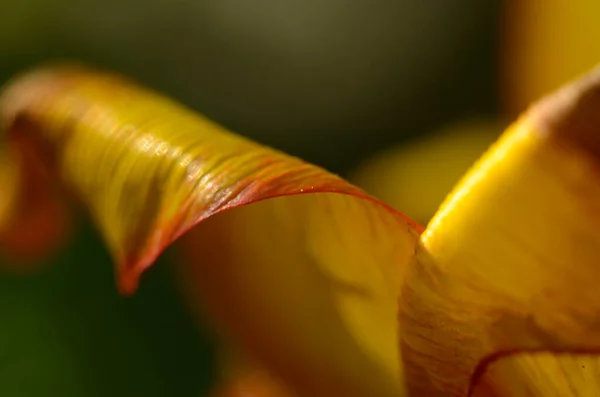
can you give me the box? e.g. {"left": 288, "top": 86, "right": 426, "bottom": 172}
{"left": 472, "top": 352, "right": 600, "bottom": 397}
{"left": 210, "top": 363, "right": 291, "bottom": 397}
{"left": 212, "top": 374, "right": 289, "bottom": 397}
{"left": 0, "top": 128, "right": 71, "bottom": 265}
{"left": 502, "top": 0, "right": 600, "bottom": 115}
{"left": 351, "top": 119, "right": 501, "bottom": 225}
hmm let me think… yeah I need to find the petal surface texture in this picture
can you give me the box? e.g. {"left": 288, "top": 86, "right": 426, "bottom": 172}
{"left": 0, "top": 65, "right": 421, "bottom": 397}
{"left": 399, "top": 66, "right": 600, "bottom": 396}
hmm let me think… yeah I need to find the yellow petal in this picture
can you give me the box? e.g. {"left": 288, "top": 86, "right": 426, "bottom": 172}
{"left": 0, "top": 64, "right": 421, "bottom": 397}
{"left": 503, "top": 0, "right": 600, "bottom": 114}
{"left": 399, "top": 66, "right": 600, "bottom": 396}
{"left": 351, "top": 119, "right": 501, "bottom": 224}
{"left": 473, "top": 353, "right": 600, "bottom": 397}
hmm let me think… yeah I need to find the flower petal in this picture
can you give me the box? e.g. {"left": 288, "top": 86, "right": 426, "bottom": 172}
{"left": 0, "top": 64, "right": 421, "bottom": 397}
{"left": 351, "top": 119, "right": 501, "bottom": 224}
{"left": 398, "top": 65, "right": 600, "bottom": 396}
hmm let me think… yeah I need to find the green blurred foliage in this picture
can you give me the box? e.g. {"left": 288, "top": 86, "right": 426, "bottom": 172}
{"left": 0, "top": 221, "right": 216, "bottom": 396}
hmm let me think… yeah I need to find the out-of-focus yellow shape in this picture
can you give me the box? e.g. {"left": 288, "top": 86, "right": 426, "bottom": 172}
{"left": 399, "top": 66, "right": 600, "bottom": 396}
{"left": 351, "top": 120, "right": 501, "bottom": 225}
{"left": 0, "top": 64, "right": 421, "bottom": 397}
{"left": 210, "top": 350, "right": 291, "bottom": 397}
{"left": 0, "top": 149, "right": 18, "bottom": 230}
{"left": 211, "top": 370, "right": 290, "bottom": 397}
{"left": 181, "top": 193, "right": 415, "bottom": 396}
{"left": 502, "top": 0, "right": 600, "bottom": 114}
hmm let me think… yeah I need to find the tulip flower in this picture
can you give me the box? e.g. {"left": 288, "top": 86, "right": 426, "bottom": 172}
{"left": 1, "top": 63, "right": 600, "bottom": 397}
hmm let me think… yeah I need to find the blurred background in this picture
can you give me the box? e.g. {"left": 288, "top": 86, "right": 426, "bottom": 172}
{"left": 0, "top": 0, "right": 598, "bottom": 395}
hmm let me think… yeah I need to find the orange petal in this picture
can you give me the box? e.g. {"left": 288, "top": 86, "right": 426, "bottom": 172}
{"left": 0, "top": 124, "right": 71, "bottom": 266}
{"left": 398, "top": 66, "right": 600, "bottom": 396}
{"left": 211, "top": 372, "right": 289, "bottom": 397}
{"left": 0, "top": 64, "right": 421, "bottom": 396}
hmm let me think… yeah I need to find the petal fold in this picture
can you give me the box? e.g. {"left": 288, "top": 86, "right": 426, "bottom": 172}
{"left": 0, "top": 64, "right": 421, "bottom": 397}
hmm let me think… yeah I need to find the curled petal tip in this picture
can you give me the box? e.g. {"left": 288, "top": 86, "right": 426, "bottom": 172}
{"left": 529, "top": 63, "right": 600, "bottom": 150}
{"left": 0, "top": 64, "right": 420, "bottom": 397}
